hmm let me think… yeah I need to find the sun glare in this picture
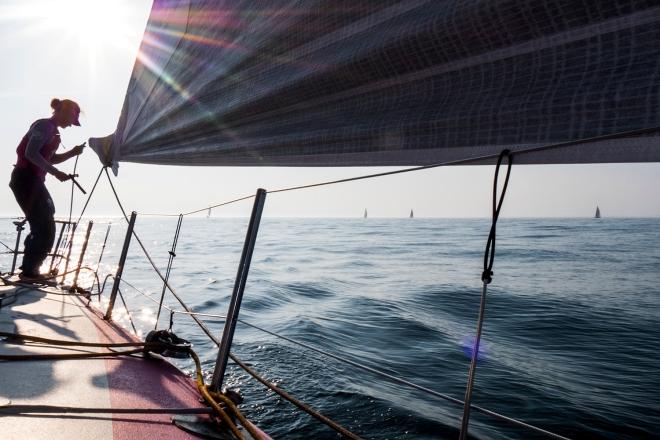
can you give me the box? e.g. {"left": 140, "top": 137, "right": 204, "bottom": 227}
{"left": 12, "top": 0, "right": 142, "bottom": 52}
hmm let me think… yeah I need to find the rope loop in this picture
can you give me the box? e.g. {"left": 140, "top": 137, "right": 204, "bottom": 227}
{"left": 482, "top": 149, "right": 513, "bottom": 284}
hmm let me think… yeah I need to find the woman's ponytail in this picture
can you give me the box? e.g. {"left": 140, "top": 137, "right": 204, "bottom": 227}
{"left": 50, "top": 98, "right": 62, "bottom": 111}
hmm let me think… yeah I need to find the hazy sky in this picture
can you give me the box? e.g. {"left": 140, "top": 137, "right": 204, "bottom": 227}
{"left": 1, "top": 0, "right": 658, "bottom": 219}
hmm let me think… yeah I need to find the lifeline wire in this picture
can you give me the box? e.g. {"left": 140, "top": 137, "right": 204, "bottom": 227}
{"left": 100, "top": 156, "right": 574, "bottom": 439}
{"left": 235, "top": 318, "right": 571, "bottom": 440}
{"left": 0, "top": 240, "right": 14, "bottom": 253}
{"left": 104, "top": 168, "right": 225, "bottom": 346}
{"left": 87, "top": 175, "right": 366, "bottom": 439}
{"left": 71, "top": 157, "right": 572, "bottom": 440}
{"left": 9, "top": 135, "right": 579, "bottom": 440}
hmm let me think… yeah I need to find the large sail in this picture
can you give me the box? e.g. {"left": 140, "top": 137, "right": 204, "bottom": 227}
{"left": 90, "top": 0, "right": 660, "bottom": 169}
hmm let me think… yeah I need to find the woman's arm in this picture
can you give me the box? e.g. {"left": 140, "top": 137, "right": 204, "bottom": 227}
{"left": 51, "top": 143, "right": 84, "bottom": 164}
{"left": 24, "top": 122, "right": 71, "bottom": 181}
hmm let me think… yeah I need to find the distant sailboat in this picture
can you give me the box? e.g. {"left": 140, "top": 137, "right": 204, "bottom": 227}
{"left": 207, "top": 208, "right": 211, "bottom": 218}
{"left": 364, "top": 209, "right": 367, "bottom": 218}
{"left": 410, "top": 210, "right": 414, "bottom": 218}
{"left": 594, "top": 206, "right": 601, "bottom": 218}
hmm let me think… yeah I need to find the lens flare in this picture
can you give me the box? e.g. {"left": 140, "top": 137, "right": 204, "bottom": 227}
{"left": 461, "top": 335, "right": 489, "bottom": 362}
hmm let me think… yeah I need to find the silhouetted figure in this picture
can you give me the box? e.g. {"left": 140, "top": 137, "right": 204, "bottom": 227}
{"left": 9, "top": 98, "right": 85, "bottom": 280}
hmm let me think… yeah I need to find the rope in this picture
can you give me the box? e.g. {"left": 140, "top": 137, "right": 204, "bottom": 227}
{"left": 76, "top": 252, "right": 364, "bottom": 440}
{"left": 0, "top": 274, "right": 97, "bottom": 298}
{"left": 104, "top": 168, "right": 222, "bottom": 346}
{"left": 0, "top": 404, "right": 213, "bottom": 415}
{"left": 459, "top": 150, "right": 513, "bottom": 440}
{"left": 482, "top": 150, "right": 513, "bottom": 284}
{"left": 0, "top": 266, "right": 91, "bottom": 284}
{"left": 229, "top": 352, "right": 364, "bottom": 440}
{"left": 96, "top": 150, "right": 575, "bottom": 439}
{"left": 0, "top": 331, "right": 256, "bottom": 440}
{"left": 187, "top": 349, "right": 259, "bottom": 440}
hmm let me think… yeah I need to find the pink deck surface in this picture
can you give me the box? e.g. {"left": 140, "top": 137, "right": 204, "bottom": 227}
{"left": 83, "top": 302, "right": 208, "bottom": 439}
{"left": 81, "top": 299, "right": 271, "bottom": 439}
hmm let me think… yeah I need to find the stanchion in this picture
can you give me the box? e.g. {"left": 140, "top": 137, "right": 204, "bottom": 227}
{"left": 211, "top": 189, "right": 267, "bottom": 391}
{"left": 60, "top": 223, "right": 78, "bottom": 283}
{"left": 10, "top": 220, "right": 26, "bottom": 275}
{"left": 155, "top": 214, "right": 183, "bottom": 329}
{"left": 105, "top": 212, "right": 137, "bottom": 320}
{"left": 49, "top": 222, "right": 68, "bottom": 273}
{"left": 71, "top": 221, "right": 93, "bottom": 288}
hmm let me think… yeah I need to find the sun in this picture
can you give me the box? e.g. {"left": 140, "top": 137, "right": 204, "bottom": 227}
{"left": 7, "top": 0, "right": 144, "bottom": 52}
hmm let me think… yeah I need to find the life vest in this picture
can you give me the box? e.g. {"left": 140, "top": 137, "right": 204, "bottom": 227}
{"left": 15, "top": 118, "right": 60, "bottom": 181}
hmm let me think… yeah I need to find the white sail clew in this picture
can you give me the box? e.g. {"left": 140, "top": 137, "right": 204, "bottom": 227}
{"left": 90, "top": 1, "right": 660, "bottom": 172}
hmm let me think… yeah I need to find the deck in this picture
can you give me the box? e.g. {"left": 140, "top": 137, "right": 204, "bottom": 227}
{"left": 0, "top": 282, "right": 260, "bottom": 439}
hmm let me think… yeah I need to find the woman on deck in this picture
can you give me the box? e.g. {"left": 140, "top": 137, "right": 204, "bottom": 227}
{"left": 9, "top": 98, "right": 85, "bottom": 281}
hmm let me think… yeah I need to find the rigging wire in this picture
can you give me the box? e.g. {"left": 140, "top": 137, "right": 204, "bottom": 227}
{"left": 0, "top": 240, "right": 15, "bottom": 253}
{"left": 74, "top": 167, "right": 105, "bottom": 225}
{"left": 81, "top": 176, "right": 368, "bottom": 440}
{"left": 133, "top": 125, "right": 660, "bottom": 217}
{"left": 104, "top": 168, "right": 225, "bottom": 346}
{"left": 50, "top": 124, "right": 641, "bottom": 438}
{"left": 98, "top": 153, "right": 578, "bottom": 439}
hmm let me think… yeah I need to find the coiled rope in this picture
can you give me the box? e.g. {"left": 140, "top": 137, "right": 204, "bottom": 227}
{"left": 0, "top": 331, "right": 258, "bottom": 440}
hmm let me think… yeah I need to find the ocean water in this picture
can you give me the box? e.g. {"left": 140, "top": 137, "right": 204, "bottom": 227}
{"left": 1, "top": 217, "right": 659, "bottom": 439}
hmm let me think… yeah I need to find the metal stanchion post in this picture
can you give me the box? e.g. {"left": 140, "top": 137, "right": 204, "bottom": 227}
{"left": 61, "top": 223, "right": 78, "bottom": 283}
{"left": 71, "top": 221, "right": 93, "bottom": 288}
{"left": 211, "top": 189, "right": 267, "bottom": 391}
{"left": 10, "top": 220, "right": 26, "bottom": 275}
{"left": 49, "top": 222, "right": 67, "bottom": 273}
{"left": 105, "top": 212, "right": 137, "bottom": 320}
{"left": 155, "top": 214, "right": 183, "bottom": 329}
